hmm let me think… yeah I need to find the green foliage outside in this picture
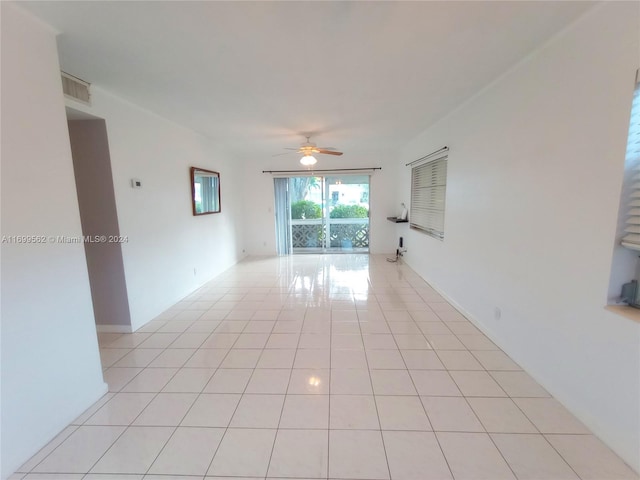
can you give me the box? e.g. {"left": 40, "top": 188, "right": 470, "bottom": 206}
{"left": 329, "top": 204, "right": 369, "bottom": 218}
{"left": 291, "top": 200, "right": 322, "bottom": 219}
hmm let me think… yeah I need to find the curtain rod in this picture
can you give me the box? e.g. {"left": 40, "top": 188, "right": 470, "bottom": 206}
{"left": 262, "top": 167, "right": 382, "bottom": 174}
{"left": 405, "top": 146, "right": 449, "bottom": 166}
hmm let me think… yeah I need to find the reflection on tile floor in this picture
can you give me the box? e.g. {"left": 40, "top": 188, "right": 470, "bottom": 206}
{"left": 14, "top": 255, "right": 639, "bottom": 480}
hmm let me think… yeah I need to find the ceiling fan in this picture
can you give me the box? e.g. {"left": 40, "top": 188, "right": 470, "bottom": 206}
{"left": 275, "top": 136, "right": 343, "bottom": 166}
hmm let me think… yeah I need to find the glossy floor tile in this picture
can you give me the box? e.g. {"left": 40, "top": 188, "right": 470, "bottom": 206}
{"left": 15, "top": 255, "right": 639, "bottom": 480}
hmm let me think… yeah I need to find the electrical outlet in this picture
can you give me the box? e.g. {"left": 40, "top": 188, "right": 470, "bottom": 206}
{"left": 193, "top": 268, "right": 197, "bottom": 276}
{"left": 494, "top": 307, "right": 502, "bottom": 320}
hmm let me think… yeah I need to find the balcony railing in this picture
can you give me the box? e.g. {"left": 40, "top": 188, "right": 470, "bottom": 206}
{"left": 291, "top": 218, "right": 369, "bottom": 248}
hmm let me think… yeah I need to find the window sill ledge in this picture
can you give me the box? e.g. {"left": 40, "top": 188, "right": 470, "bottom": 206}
{"left": 605, "top": 305, "right": 640, "bottom": 324}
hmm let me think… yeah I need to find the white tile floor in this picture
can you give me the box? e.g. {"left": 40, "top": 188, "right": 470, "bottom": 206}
{"left": 12, "top": 254, "right": 639, "bottom": 480}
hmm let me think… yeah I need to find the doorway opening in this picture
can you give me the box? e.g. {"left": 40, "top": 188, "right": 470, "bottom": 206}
{"left": 274, "top": 175, "right": 370, "bottom": 254}
{"left": 66, "top": 107, "right": 132, "bottom": 332}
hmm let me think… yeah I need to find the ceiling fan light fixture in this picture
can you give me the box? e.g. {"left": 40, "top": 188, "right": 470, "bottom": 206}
{"left": 300, "top": 154, "right": 317, "bottom": 166}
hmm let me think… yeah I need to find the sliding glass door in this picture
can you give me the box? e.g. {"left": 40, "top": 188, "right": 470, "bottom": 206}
{"left": 275, "top": 175, "right": 370, "bottom": 254}
{"left": 289, "top": 176, "right": 325, "bottom": 252}
{"left": 324, "top": 176, "right": 369, "bottom": 252}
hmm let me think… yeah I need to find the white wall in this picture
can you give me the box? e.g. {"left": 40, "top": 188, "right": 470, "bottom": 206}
{"left": 0, "top": 4, "right": 107, "bottom": 478}
{"left": 397, "top": 2, "right": 640, "bottom": 472}
{"left": 242, "top": 151, "right": 398, "bottom": 255}
{"left": 67, "top": 87, "right": 246, "bottom": 331}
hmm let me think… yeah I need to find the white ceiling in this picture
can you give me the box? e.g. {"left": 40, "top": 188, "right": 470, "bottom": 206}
{"left": 20, "top": 1, "right": 594, "bottom": 159}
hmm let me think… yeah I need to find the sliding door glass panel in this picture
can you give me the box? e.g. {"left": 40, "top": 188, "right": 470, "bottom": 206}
{"left": 325, "top": 175, "right": 369, "bottom": 253}
{"left": 290, "top": 176, "right": 325, "bottom": 253}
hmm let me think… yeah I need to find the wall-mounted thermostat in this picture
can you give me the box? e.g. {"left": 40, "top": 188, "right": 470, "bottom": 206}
{"left": 131, "top": 178, "right": 142, "bottom": 189}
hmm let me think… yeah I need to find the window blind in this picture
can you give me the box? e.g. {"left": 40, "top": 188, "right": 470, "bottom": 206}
{"left": 410, "top": 155, "right": 447, "bottom": 240}
{"left": 621, "top": 82, "right": 640, "bottom": 251}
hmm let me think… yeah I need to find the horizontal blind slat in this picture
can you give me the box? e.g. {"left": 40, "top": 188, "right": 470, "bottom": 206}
{"left": 410, "top": 156, "right": 447, "bottom": 240}
{"left": 621, "top": 83, "right": 640, "bottom": 249}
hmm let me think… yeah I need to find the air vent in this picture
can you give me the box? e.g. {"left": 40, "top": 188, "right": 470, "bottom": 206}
{"left": 61, "top": 71, "right": 91, "bottom": 105}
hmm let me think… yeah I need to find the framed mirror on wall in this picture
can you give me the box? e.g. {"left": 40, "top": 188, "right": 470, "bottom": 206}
{"left": 191, "top": 167, "right": 221, "bottom": 215}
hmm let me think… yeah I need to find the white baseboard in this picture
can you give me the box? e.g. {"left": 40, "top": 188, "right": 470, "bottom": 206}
{"left": 96, "top": 324, "right": 132, "bottom": 333}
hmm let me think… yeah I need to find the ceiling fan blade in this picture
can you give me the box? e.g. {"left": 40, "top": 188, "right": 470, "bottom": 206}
{"left": 272, "top": 151, "right": 294, "bottom": 157}
{"left": 283, "top": 147, "right": 300, "bottom": 150}
{"left": 316, "top": 149, "right": 343, "bottom": 156}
